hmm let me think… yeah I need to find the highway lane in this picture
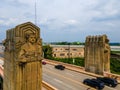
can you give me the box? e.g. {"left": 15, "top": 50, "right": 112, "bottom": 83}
{"left": 42, "top": 64, "right": 120, "bottom": 90}
{"left": 43, "top": 70, "right": 87, "bottom": 90}
{"left": 42, "top": 64, "right": 94, "bottom": 90}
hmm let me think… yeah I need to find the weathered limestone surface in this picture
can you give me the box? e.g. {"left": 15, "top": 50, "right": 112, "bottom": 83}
{"left": 84, "top": 35, "right": 110, "bottom": 75}
{"left": 3, "top": 22, "right": 43, "bottom": 90}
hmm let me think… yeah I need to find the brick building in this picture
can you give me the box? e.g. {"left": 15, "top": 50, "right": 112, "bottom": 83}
{"left": 50, "top": 45, "right": 84, "bottom": 58}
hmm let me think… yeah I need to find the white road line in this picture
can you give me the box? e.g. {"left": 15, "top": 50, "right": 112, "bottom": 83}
{"left": 54, "top": 78, "right": 73, "bottom": 89}
{"left": 54, "top": 78, "right": 63, "bottom": 83}
{"left": 65, "top": 72, "right": 74, "bottom": 76}
{"left": 62, "top": 82, "right": 73, "bottom": 89}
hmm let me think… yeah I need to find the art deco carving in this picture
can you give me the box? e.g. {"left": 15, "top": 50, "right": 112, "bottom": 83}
{"left": 84, "top": 34, "right": 110, "bottom": 75}
{"left": 3, "top": 22, "right": 43, "bottom": 90}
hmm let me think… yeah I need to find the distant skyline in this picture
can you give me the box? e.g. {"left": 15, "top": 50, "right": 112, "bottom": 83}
{"left": 0, "top": 0, "right": 120, "bottom": 42}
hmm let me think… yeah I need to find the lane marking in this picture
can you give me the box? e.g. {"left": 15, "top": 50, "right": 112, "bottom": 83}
{"left": 54, "top": 78, "right": 63, "bottom": 83}
{"left": 65, "top": 72, "right": 74, "bottom": 76}
{"left": 43, "top": 68, "right": 96, "bottom": 90}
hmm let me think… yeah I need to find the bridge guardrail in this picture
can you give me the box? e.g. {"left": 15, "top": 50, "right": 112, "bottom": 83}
{"left": 45, "top": 59, "right": 120, "bottom": 83}
{"left": 45, "top": 59, "right": 85, "bottom": 70}
{"left": 45, "top": 59, "right": 102, "bottom": 77}
{"left": 42, "top": 81, "right": 57, "bottom": 90}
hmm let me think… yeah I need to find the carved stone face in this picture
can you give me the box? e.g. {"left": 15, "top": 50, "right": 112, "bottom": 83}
{"left": 28, "top": 34, "right": 36, "bottom": 44}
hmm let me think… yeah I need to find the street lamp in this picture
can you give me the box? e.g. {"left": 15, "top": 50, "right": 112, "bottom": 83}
{"left": 68, "top": 43, "right": 70, "bottom": 59}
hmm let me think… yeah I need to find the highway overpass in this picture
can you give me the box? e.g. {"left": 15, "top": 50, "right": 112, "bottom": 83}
{"left": 42, "top": 61, "right": 120, "bottom": 90}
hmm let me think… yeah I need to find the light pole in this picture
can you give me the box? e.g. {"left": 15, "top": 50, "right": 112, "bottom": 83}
{"left": 68, "top": 43, "right": 70, "bottom": 59}
{"left": 73, "top": 58, "right": 75, "bottom": 64}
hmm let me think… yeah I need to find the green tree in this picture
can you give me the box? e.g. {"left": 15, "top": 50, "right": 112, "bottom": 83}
{"left": 43, "top": 45, "right": 53, "bottom": 59}
{"left": 71, "top": 42, "right": 80, "bottom": 45}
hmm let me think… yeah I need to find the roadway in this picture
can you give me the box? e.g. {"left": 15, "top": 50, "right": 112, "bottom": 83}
{"left": 42, "top": 64, "right": 120, "bottom": 90}
{"left": 0, "top": 45, "right": 120, "bottom": 90}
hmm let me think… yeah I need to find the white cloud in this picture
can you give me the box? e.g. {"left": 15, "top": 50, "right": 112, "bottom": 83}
{"left": 64, "top": 20, "right": 78, "bottom": 25}
{"left": 0, "top": 0, "right": 120, "bottom": 42}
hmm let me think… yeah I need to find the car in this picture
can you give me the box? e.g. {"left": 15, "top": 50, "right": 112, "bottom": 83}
{"left": 42, "top": 61, "right": 46, "bottom": 65}
{"left": 83, "top": 78, "right": 105, "bottom": 89}
{"left": 55, "top": 65, "right": 65, "bottom": 70}
{"left": 97, "top": 77, "right": 118, "bottom": 87}
{"left": 0, "top": 76, "right": 3, "bottom": 90}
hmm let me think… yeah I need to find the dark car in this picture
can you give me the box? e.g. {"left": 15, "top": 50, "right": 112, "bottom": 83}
{"left": 55, "top": 65, "right": 65, "bottom": 70}
{"left": 0, "top": 76, "right": 3, "bottom": 90}
{"left": 42, "top": 61, "right": 46, "bottom": 65}
{"left": 97, "top": 77, "right": 118, "bottom": 87}
{"left": 83, "top": 78, "right": 105, "bottom": 90}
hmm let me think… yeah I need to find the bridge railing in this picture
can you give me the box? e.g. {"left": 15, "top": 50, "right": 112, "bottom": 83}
{"left": 42, "top": 81, "right": 57, "bottom": 90}
{"left": 45, "top": 59, "right": 120, "bottom": 83}
{"left": 45, "top": 59, "right": 85, "bottom": 70}
{"left": 0, "top": 65, "right": 3, "bottom": 78}
{"left": 45, "top": 59, "right": 103, "bottom": 77}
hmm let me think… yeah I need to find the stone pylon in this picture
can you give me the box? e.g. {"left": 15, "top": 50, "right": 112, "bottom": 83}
{"left": 3, "top": 22, "right": 43, "bottom": 90}
{"left": 84, "top": 34, "right": 110, "bottom": 75}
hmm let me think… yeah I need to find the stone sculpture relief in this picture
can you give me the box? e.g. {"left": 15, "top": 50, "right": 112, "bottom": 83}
{"left": 3, "top": 22, "right": 42, "bottom": 90}
{"left": 18, "top": 33, "right": 42, "bottom": 63}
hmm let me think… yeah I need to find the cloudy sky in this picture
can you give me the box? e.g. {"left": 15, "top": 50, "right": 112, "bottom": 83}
{"left": 0, "top": 0, "right": 120, "bottom": 42}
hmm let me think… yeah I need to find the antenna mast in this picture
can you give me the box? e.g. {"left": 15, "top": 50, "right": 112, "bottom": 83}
{"left": 35, "top": 0, "right": 37, "bottom": 25}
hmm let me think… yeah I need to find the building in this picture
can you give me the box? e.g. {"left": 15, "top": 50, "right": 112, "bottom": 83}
{"left": 110, "top": 46, "right": 120, "bottom": 51}
{"left": 50, "top": 45, "right": 84, "bottom": 58}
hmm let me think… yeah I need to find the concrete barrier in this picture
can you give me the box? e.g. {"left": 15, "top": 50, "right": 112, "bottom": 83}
{"left": 45, "top": 59, "right": 103, "bottom": 78}
{"left": 45, "top": 59, "right": 120, "bottom": 83}
{"left": 42, "top": 81, "right": 57, "bottom": 90}
{"left": 45, "top": 59, "right": 84, "bottom": 69}
{"left": 0, "top": 65, "right": 3, "bottom": 77}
